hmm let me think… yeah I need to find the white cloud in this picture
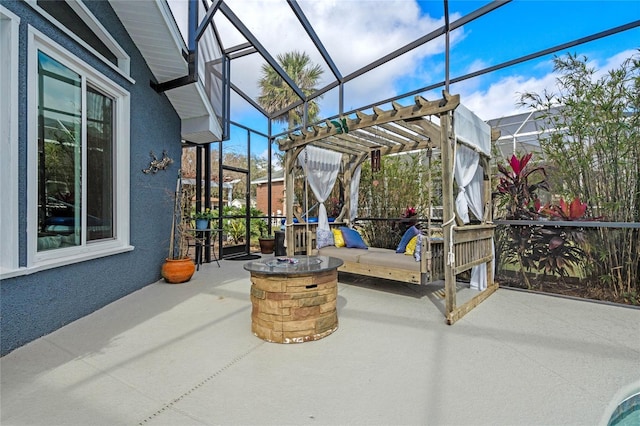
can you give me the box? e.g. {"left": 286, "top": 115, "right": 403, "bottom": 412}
{"left": 459, "top": 72, "right": 557, "bottom": 121}
{"left": 458, "top": 48, "right": 638, "bottom": 121}
{"left": 591, "top": 49, "right": 637, "bottom": 79}
{"left": 466, "top": 58, "right": 488, "bottom": 75}
{"left": 217, "top": 0, "right": 460, "bottom": 119}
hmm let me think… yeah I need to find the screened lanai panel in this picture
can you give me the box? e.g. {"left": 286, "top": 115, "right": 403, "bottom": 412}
{"left": 213, "top": 1, "right": 334, "bottom": 124}
{"left": 487, "top": 108, "right": 563, "bottom": 160}
{"left": 296, "top": 0, "right": 446, "bottom": 77}
{"left": 248, "top": 131, "right": 270, "bottom": 204}
{"left": 197, "top": 1, "right": 224, "bottom": 126}
{"left": 224, "top": 125, "right": 250, "bottom": 170}
{"left": 228, "top": 89, "right": 269, "bottom": 134}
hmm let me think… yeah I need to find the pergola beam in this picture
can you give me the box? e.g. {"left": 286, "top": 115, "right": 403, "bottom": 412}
{"left": 327, "top": 134, "right": 380, "bottom": 151}
{"left": 396, "top": 119, "right": 443, "bottom": 147}
{"left": 311, "top": 140, "right": 361, "bottom": 156}
{"left": 378, "top": 139, "right": 438, "bottom": 156}
{"left": 378, "top": 122, "right": 425, "bottom": 144}
{"left": 278, "top": 94, "right": 460, "bottom": 152}
{"left": 353, "top": 127, "right": 416, "bottom": 147}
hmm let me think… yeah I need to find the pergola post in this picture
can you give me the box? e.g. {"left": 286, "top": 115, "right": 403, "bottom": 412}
{"left": 482, "top": 156, "right": 494, "bottom": 288}
{"left": 440, "top": 110, "right": 457, "bottom": 321}
{"left": 342, "top": 157, "right": 352, "bottom": 225}
{"left": 284, "top": 150, "right": 295, "bottom": 256}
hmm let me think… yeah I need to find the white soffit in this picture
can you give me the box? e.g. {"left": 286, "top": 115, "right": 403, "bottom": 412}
{"left": 109, "top": 0, "right": 222, "bottom": 143}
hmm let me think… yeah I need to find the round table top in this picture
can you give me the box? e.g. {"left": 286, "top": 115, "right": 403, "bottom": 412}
{"left": 243, "top": 255, "right": 343, "bottom": 275}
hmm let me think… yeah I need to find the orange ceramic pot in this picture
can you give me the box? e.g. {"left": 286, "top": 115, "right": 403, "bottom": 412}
{"left": 161, "top": 258, "right": 195, "bottom": 284}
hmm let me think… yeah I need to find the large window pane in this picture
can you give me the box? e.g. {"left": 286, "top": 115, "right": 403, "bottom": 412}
{"left": 29, "top": 30, "right": 130, "bottom": 268}
{"left": 87, "top": 86, "right": 114, "bottom": 241}
{"left": 38, "top": 51, "right": 81, "bottom": 250}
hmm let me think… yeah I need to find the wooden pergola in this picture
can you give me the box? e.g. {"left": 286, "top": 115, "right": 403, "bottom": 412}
{"left": 277, "top": 92, "right": 499, "bottom": 324}
{"left": 280, "top": 93, "right": 460, "bottom": 220}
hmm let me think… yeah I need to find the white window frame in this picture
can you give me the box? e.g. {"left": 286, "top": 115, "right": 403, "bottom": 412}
{"left": 25, "top": 0, "right": 133, "bottom": 83}
{"left": 0, "top": 6, "right": 20, "bottom": 278}
{"left": 26, "top": 27, "right": 132, "bottom": 273}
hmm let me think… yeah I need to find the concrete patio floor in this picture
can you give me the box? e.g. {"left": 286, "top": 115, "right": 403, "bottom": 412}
{"left": 1, "top": 257, "right": 639, "bottom": 426}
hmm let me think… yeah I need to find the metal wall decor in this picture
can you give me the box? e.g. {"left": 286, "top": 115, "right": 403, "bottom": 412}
{"left": 142, "top": 150, "right": 173, "bottom": 174}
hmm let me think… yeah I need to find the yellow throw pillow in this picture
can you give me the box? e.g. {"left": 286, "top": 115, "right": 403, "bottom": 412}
{"left": 332, "top": 229, "right": 345, "bottom": 247}
{"left": 405, "top": 235, "right": 418, "bottom": 256}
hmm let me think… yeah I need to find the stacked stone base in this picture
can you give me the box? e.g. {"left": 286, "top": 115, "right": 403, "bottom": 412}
{"left": 250, "top": 269, "right": 338, "bottom": 343}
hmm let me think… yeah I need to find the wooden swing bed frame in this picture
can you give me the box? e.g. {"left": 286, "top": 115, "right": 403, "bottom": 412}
{"left": 278, "top": 92, "right": 498, "bottom": 324}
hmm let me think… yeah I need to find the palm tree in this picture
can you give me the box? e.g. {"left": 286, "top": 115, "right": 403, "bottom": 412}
{"left": 257, "top": 51, "right": 323, "bottom": 130}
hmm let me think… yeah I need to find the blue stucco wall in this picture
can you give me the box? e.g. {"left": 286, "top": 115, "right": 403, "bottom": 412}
{"left": 1, "top": 1, "right": 183, "bottom": 356}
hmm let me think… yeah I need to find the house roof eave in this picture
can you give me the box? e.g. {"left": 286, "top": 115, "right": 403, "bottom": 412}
{"left": 110, "top": 0, "right": 223, "bottom": 143}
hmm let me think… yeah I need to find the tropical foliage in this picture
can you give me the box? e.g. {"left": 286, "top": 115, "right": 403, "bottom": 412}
{"left": 207, "top": 206, "right": 269, "bottom": 245}
{"left": 494, "top": 154, "right": 594, "bottom": 288}
{"left": 257, "top": 51, "right": 324, "bottom": 130}
{"left": 357, "top": 152, "right": 441, "bottom": 249}
{"left": 519, "top": 51, "right": 640, "bottom": 297}
{"left": 536, "top": 197, "right": 592, "bottom": 279}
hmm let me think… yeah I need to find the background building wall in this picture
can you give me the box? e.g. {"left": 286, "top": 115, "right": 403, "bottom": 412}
{"left": 255, "top": 181, "right": 284, "bottom": 217}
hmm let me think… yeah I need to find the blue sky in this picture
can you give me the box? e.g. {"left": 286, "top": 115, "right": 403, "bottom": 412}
{"left": 170, "top": 0, "right": 639, "bottom": 159}
{"left": 441, "top": 1, "right": 638, "bottom": 88}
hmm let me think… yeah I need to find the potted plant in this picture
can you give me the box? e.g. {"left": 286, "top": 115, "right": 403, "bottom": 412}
{"left": 161, "top": 176, "right": 195, "bottom": 283}
{"left": 257, "top": 221, "right": 275, "bottom": 254}
{"left": 193, "top": 207, "right": 215, "bottom": 230}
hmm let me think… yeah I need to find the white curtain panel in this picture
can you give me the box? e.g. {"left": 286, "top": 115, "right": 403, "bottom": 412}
{"left": 298, "top": 146, "right": 342, "bottom": 230}
{"left": 454, "top": 145, "right": 480, "bottom": 224}
{"left": 350, "top": 165, "right": 362, "bottom": 223}
{"left": 453, "top": 104, "right": 491, "bottom": 156}
{"left": 454, "top": 146, "right": 488, "bottom": 290}
{"left": 468, "top": 164, "right": 488, "bottom": 290}
{"left": 453, "top": 105, "right": 492, "bottom": 291}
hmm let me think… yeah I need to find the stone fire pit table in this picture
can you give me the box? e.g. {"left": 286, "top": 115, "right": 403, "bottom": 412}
{"left": 244, "top": 256, "right": 343, "bottom": 343}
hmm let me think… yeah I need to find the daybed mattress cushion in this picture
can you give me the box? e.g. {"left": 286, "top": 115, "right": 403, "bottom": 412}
{"left": 318, "top": 246, "right": 420, "bottom": 271}
{"left": 318, "top": 246, "right": 367, "bottom": 263}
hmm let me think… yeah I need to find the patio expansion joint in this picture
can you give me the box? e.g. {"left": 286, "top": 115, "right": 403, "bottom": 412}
{"left": 136, "top": 341, "right": 265, "bottom": 425}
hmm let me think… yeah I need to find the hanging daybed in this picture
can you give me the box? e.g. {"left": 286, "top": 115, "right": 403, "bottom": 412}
{"left": 277, "top": 92, "right": 497, "bottom": 324}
